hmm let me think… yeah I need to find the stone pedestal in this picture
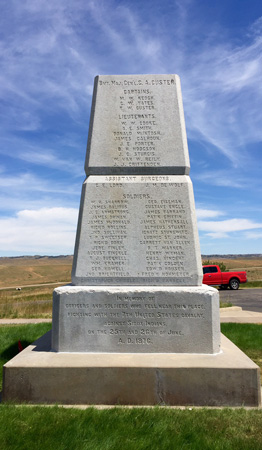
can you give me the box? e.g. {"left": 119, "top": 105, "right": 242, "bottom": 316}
{"left": 3, "top": 74, "right": 261, "bottom": 406}
{"left": 52, "top": 285, "right": 220, "bottom": 354}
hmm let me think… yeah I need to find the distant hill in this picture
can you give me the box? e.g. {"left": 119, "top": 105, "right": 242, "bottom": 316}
{"left": 201, "top": 254, "right": 262, "bottom": 259}
{"left": 0, "top": 255, "right": 73, "bottom": 261}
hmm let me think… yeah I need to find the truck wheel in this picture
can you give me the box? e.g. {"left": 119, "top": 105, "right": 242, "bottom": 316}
{"left": 229, "top": 278, "right": 239, "bottom": 290}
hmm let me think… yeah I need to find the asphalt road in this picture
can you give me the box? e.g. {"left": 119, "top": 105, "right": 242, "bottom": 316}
{"left": 219, "top": 288, "right": 262, "bottom": 312}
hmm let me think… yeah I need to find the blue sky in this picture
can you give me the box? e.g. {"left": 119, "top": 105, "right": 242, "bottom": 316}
{"left": 0, "top": 0, "right": 262, "bottom": 256}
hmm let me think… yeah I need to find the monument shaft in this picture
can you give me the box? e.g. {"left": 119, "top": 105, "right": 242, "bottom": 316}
{"left": 85, "top": 74, "right": 190, "bottom": 174}
{"left": 72, "top": 175, "right": 202, "bottom": 286}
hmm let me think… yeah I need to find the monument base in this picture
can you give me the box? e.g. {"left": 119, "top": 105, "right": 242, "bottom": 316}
{"left": 52, "top": 285, "right": 220, "bottom": 354}
{"left": 3, "top": 332, "right": 261, "bottom": 407}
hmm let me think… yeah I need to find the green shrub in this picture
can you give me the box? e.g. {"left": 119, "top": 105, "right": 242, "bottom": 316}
{"left": 202, "top": 260, "right": 227, "bottom": 272}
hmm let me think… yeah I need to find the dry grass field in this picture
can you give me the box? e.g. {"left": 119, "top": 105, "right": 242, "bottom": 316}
{"left": 0, "top": 256, "right": 72, "bottom": 288}
{"left": 0, "top": 255, "right": 261, "bottom": 318}
{"left": 0, "top": 286, "right": 56, "bottom": 318}
{"left": 0, "top": 256, "right": 72, "bottom": 318}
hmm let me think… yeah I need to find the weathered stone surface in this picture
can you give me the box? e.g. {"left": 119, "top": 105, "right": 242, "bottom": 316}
{"left": 52, "top": 285, "right": 220, "bottom": 354}
{"left": 3, "top": 332, "right": 261, "bottom": 406}
{"left": 72, "top": 175, "right": 202, "bottom": 286}
{"left": 85, "top": 74, "right": 190, "bottom": 175}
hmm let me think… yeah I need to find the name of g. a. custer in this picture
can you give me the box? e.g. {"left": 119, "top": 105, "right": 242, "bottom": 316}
{"left": 99, "top": 79, "right": 175, "bottom": 87}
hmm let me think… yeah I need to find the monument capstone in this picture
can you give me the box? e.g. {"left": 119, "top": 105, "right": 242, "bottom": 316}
{"left": 3, "top": 75, "right": 261, "bottom": 407}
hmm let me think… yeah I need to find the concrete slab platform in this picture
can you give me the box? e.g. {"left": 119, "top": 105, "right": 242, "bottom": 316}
{"left": 3, "top": 332, "right": 261, "bottom": 407}
{"left": 220, "top": 308, "right": 262, "bottom": 323}
{"left": 0, "top": 318, "right": 52, "bottom": 325}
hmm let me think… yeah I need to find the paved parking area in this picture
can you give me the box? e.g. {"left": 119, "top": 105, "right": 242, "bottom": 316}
{"left": 219, "top": 288, "right": 262, "bottom": 312}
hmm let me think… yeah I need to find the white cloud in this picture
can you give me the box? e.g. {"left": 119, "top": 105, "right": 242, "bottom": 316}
{"left": 0, "top": 172, "right": 79, "bottom": 195}
{"left": 194, "top": 170, "right": 247, "bottom": 188}
{"left": 1, "top": 0, "right": 262, "bottom": 167}
{"left": 0, "top": 133, "right": 84, "bottom": 178}
{"left": 162, "top": 11, "right": 262, "bottom": 165}
{"left": 205, "top": 232, "right": 230, "bottom": 239}
{"left": 196, "top": 209, "right": 224, "bottom": 219}
{"left": 0, "top": 194, "right": 73, "bottom": 214}
{"left": 19, "top": 149, "right": 82, "bottom": 176}
{"left": 245, "top": 231, "right": 262, "bottom": 240}
{"left": 0, "top": 1, "right": 97, "bottom": 130}
{"left": 198, "top": 218, "right": 262, "bottom": 239}
{"left": 248, "top": 16, "right": 262, "bottom": 37}
{"left": 0, "top": 207, "right": 78, "bottom": 255}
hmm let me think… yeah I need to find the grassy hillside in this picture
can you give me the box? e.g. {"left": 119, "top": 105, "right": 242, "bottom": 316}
{"left": 0, "top": 256, "right": 72, "bottom": 288}
{"left": 0, "top": 257, "right": 72, "bottom": 318}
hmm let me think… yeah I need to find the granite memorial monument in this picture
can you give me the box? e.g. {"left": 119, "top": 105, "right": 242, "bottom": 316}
{"left": 3, "top": 75, "right": 261, "bottom": 406}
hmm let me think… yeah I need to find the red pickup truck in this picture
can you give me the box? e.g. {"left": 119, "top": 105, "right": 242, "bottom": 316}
{"left": 203, "top": 265, "right": 247, "bottom": 290}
